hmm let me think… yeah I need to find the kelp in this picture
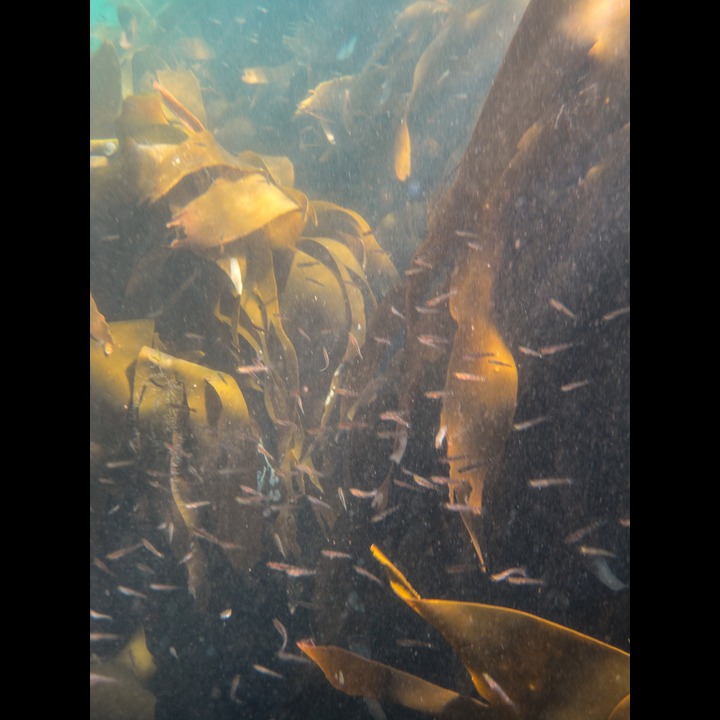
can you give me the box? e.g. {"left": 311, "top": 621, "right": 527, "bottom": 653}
{"left": 90, "top": 48, "right": 399, "bottom": 581}
{"left": 90, "top": 628, "right": 157, "bottom": 720}
{"left": 295, "top": 0, "right": 529, "bottom": 203}
{"left": 90, "top": 318, "right": 264, "bottom": 605}
{"left": 300, "top": 546, "right": 630, "bottom": 720}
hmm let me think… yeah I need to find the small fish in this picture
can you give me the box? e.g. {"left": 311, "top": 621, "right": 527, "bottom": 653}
{"left": 273, "top": 618, "right": 289, "bottom": 651}
{"left": 267, "top": 562, "right": 316, "bottom": 578}
{"left": 371, "top": 505, "right": 400, "bottom": 523}
{"left": 153, "top": 81, "right": 206, "bottom": 132}
{"left": 90, "top": 672, "right": 118, "bottom": 686}
{"left": 444, "top": 502, "right": 481, "bottom": 515}
{"left": 337, "top": 488, "right": 347, "bottom": 511}
{"left": 273, "top": 533, "right": 286, "bottom": 558}
{"left": 517, "top": 345, "right": 543, "bottom": 357}
{"left": 539, "top": 343, "right": 574, "bottom": 356}
{"left": 454, "top": 372, "right": 486, "bottom": 382}
{"left": 230, "top": 674, "right": 241, "bottom": 703}
{"left": 182, "top": 500, "right": 212, "bottom": 510}
{"left": 417, "top": 334, "right": 449, "bottom": 347}
{"left": 90, "top": 610, "right": 113, "bottom": 621}
{"left": 237, "top": 364, "right": 270, "bottom": 375}
{"left": 220, "top": 608, "right": 233, "bottom": 620}
{"left": 348, "top": 333, "right": 364, "bottom": 360}
{"left": 321, "top": 549, "right": 353, "bottom": 560}
{"left": 352, "top": 565, "right": 384, "bottom": 586}
{"left": 602, "top": 306, "right": 630, "bottom": 322}
{"left": 149, "top": 583, "right": 181, "bottom": 592}
{"left": 106, "top": 543, "right": 143, "bottom": 560}
{"left": 396, "top": 639, "right": 435, "bottom": 649}
{"left": 257, "top": 444, "right": 275, "bottom": 463}
{"left": 513, "top": 416, "right": 548, "bottom": 431}
{"left": 349, "top": 488, "right": 376, "bottom": 499}
{"left": 116, "top": 586, "right": 147, "bottom": 599}
{"left": 90, "top": 633, "right": 121, "bottom": 642}
{"left": 560, "top": 380, "right": 590, "bottom": 392}
{"left": 549, "top": 298, "right": 577, "bottom": 319}
{"left": 577, "top": 546, "right": 616, "bottom": 558}
{"left": 306, "top": 495, "right": 333, "bottom": 511}
{"left": 490, "top": 567, "right": 527, "bottom": 582}
{"left": 424, "top": 390, "right": 447, "bottom": 400}
{"left": 564, "top": 520, "right": 605, "bottom": 544}
{"left": 455, "top": 230, "right": 482, "bottom": 239}
{"left": 141, "top": 538, "right": 165, "bottom": 557}
{"left": 425, "top": 292, "right": 453, "bottom": 307}
{"left": 336, "top": 35, "right": 357, "bottom": 61}
{"left": 276, "top": 651, "right": 313, "bottom": 664}
{"left": 379, "top": 411, "right": 410, "bottom": 427}
{"left": 406, "top": 472, "right": 437, "bottom": 491}
{"left": 105, "top": 459, "right": 136, "bottom": 469}
{"left": 528, "top": 477, "right": 573, "bottom": 488}
{"left": 191, "top": 526, "right": 241, "bottom": 550}
{"left": 252, "top": 664, "right": 284, "bottom": 679}
{"left": 505, "top": 576, "right": 544, "bottom": 586}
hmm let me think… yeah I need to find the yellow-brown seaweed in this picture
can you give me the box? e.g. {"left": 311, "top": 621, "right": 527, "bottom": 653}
{"left": 300, "top": 546, "right": 630, "bottom": 719}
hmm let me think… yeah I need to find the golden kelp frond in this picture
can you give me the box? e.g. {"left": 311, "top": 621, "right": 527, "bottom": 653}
{"left": 133, "top": 346, "right": 255, "bottom": 436}
{"left": 91, "top": 319, "right": 263, "bottom": 602}
{"left": 141, "top": 130, "right": 260, "bottom": 204}
{"left": 302, "top": 546, "right": 630, "bottom": 720}
{"left": 90, "top": 319, "right": 158, "bottom": 451}
{"left": 298, "top": 642, "right": 492, "bottom": 720}
{"left": 168, "top": 175, "right": 304, "bottom": 254}
{"left": 237, "top": 151, "right": 296, "bottom": 188}
{"left": 116, "top": 93, "right": 190, "bottom": 145}
{"left": 374, "top": 546, "right": 630, "bottom": 719}
{"left": 307, "top": 201, "right": 399, "bottom": 297}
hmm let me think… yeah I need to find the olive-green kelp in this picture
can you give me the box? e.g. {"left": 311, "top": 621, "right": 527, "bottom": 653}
{"left": 300, "top": 546, "right": 630, "bottom": 720}
{"left": 333, "top": 0, "right": 629, "bottom": 579}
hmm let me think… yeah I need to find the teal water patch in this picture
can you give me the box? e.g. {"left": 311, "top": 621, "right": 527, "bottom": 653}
{"left": 90, "top": 0, "right": 120, "bottom": 54}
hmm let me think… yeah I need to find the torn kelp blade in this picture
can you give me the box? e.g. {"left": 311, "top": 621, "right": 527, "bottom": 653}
{"left": 297, "top": 642, "right": 494, "bottom": 720}
{"left": 371, "top": 546, "right": 630, "bottom": 720}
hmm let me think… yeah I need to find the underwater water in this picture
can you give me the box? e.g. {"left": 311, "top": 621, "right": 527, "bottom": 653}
{"left": 90, "top": 1, "right": 630, "bottom": 719}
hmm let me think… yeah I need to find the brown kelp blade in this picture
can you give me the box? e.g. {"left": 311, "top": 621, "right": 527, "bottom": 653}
{"left": 297, "top": 642, "right": 493, "bottom": 720}
{"left": 371, "top": 546, "right": 630, "bottom": 720}
{"left": 168, "top": 175, "right": 303, "bottom": 255}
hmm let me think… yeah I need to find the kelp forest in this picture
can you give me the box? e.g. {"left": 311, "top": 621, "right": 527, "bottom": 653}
{"left": 90, "top": 0, "right": 630, "bottom": 718}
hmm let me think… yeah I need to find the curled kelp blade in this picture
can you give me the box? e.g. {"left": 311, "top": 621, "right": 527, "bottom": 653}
{"left": 168, "top": 175, "right": 303, "bottom": 254}
{"left": 372, "top": 546, "right": 630, "bottom": 720}
{"left": 141, "top": 130, "right": 261, "bottom": 205}
{"left": 90, "top": 319, "right": 157, "bottom": 450}
{"left": 307, "top": 201, "right": 399, "bottom": 298}
{"left": 298, "top": 642, "right": 493, "bottom": 720}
